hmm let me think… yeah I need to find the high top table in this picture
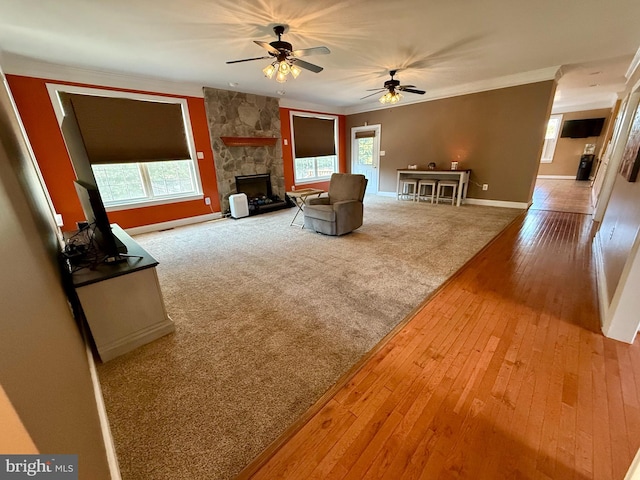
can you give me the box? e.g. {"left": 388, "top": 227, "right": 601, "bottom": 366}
{"left": 396, "top": 169, "right": 471, "bottom": 206}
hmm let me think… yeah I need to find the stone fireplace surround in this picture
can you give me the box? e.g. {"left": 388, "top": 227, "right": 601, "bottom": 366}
{"left": 202, "top": 87, "right": 284, "bottom": 214}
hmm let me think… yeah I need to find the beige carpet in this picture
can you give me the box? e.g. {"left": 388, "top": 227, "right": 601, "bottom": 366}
{"left": 96, "top": 195, "right": 522, "bottom": 479}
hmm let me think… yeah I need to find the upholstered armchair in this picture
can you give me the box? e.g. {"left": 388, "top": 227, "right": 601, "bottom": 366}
{"left": 303, "top": 173, "right": 368, "bottom": 236}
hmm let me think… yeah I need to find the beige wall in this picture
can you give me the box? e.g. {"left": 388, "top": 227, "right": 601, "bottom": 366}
{"left": 0, "top": 72, "right": 110, "bottom": 478}
{"left": 346, "top": 80, "right": 556, "bottom": 204}
{"left": 538, "top": 108, "right": 612, "bottom": 177}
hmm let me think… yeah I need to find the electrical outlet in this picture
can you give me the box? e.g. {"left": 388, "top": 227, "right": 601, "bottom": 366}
{"left": 482, "top": 184, "right": 489, "bottom": 191}
{"left": 204, "top": 197, "right": 211, "bottom": 205}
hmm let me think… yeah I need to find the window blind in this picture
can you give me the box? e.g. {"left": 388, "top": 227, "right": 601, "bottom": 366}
{"left": 292, "top": 116, "right": 336, "bottom": 158}
{"left": 355, "top": 130, "right": 376, "bottom": 139}
{"left": 68, "top": 94, "right": 190, "bottom": 164}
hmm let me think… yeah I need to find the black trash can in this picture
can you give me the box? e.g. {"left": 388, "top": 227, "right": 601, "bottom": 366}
{"left": 576, "top": 154, "right": 594, "bottom": 181}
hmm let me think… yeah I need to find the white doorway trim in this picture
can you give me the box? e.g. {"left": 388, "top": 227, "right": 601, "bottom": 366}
{"left": 593, "top": 84, "right": 640, "bottom": 222}
{"left": 351, "top": 124, "right": 381, "bottom": 193}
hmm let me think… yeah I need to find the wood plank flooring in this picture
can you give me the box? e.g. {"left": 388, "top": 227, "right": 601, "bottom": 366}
{"left": 246, "top": 209, "right": 640, "bottom": 480}
{"left": 531, "top": 178, "right": 593, "bottom": 214}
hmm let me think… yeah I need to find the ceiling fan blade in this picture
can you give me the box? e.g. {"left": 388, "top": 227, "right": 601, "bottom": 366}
{"left": 292, "top": 59, "right": 323, "bottom": 73}
{"left": 292, "top": 46, "right": 331, "bottom": 57}
{"left": 360, "top": 90, "right": 386, "bottom": 100}
{"left": 254, "top": 40, "right": 280, "bottom": 55}
{"left": 398, "top": 85, "right": 416, "bottom": 89}
{"left": 226, "top": 56, "right": 272, "bottom": 64}
{"left": 365, "top": 88, "right": 388, "bottom": 91}
{"left": 400, "top": 87, "right": 426, "bottom": 95}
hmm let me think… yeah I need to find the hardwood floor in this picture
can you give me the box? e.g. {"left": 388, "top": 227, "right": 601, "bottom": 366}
{"left": 531, "top": 178, "right": 593, "bottom": 214}
{"left": 245, "top": 208, "right": 640, "bottom": 479}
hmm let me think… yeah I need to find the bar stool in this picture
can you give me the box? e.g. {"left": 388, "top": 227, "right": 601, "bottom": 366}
{"left": 436, "top": 180, "right": 458, "bottom": 205}
{"left": 416, "top": 179, "right": 437, "bottom": 203}
{"left": 398, "top": 178, "right": 419, "bottom": 201}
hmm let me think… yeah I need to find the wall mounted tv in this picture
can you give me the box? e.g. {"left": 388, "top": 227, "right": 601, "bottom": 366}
{"left": 560, "top": 118, "right": 605, "bottom": 138}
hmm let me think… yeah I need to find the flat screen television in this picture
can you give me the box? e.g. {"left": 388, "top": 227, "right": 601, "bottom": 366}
{"left": 560, "top": 118, "right": 605, "bottom": 138}
{"left": 74, "top": 180, "right": 127, "bottom": 261}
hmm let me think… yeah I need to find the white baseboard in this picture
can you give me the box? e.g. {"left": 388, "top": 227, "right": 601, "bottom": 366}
{"left": 375, "top": 192, "right": 529, "bottom": 210}
{"left": 375, "top": 191, "right": 397, "bottom": 198}
{"left": 375, "top": 192, "right": 527, "bottom": 209}
{"left": 125, "top": 212, "right": 222, "bottom": 236}
{"left": 464, "top": 198, "right": 529, "bottom": 209}
{"left": 593, "top": 231, "right": 609, "bottom": 329}
{"left": 83, "top": 326, "right": 122, "bottom": 480}
{"left": 536, "top": 175, "right": 579, "bottom": 180}
{"left": 98, "top": 318, "right": 175, "bottom": 362}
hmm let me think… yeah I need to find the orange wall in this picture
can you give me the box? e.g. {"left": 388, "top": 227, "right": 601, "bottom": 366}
{"left": 6, "top": 74, "right": 219, "bottom": 230}
{"left": 280, "top": 107, "right": 347, "bottom": 192}
{"left": 7, "top": 74, "right": 347, "bottom": 230}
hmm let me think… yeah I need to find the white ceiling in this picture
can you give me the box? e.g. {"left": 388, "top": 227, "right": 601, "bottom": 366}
{"left": 1, "top": 0, "right": 639, "bottom": 114}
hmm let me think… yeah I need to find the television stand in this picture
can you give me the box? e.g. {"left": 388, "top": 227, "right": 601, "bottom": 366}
{"left": 70, "top": 225, "right": 174, "bottom": 362}
{"left": 103, "top": 253, "right": 144, "bottom": 264}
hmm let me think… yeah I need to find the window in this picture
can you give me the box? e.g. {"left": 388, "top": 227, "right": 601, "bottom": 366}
{"left": 294, "top": 155, "right": 338, "bottom": 181}
{"left": 540, "top": 114, "right": 563, "bottom": 163}
{"left": 291, "top": 112, "right": 339, "bottom": 183}
{"left": 47, "top": 83, "right": 203, "bottom": 209}
{"left": 93, "top": 160, "right": 199, "bottom": 207}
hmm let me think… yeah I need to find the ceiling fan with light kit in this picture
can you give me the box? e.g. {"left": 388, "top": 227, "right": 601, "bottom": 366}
{"left": 226, "top": 25, "right": 330, "bottom": 83}
{"left": 361, "top": 69, "right": 426, "bottom": 104}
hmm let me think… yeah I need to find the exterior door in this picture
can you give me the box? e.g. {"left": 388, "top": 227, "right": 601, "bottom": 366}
{"left": 351, "top": 125, "right": 380, "bottom": 193}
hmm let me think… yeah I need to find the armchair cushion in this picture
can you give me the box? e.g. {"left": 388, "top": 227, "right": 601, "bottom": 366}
{"left": 303, "top": 173, "right": 367, "bottom": 236}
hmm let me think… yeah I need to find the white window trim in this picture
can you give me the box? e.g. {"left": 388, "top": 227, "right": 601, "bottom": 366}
{"left": 46, "top": 83, "right": 203, "bottom": 207}
{"left": 540, "top": 114, "right": 563, "bottom": 163}
{"left": 289, "top": 110, "right": 339, "bottom": 184}
{"left": 106, "top": 193, "right": 203, "bottom": 212}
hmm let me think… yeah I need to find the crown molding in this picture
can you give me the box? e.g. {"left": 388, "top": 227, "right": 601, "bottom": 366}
{"left": 1, "top": 53, "right": 206, "bottom": 98}
{"left": 344, "top": 66, "right": 561, "bottom": 115}
{"left": 625, "top": 47, "right": 640, "bottom": 80}
{"left": 3, "top": 53, "right": 562, "bottom": 117}
{"left": 279, "top": 98, "right": 346, "bottom": 115}
{"left": 551, "top": 95, "right": 618, "bottom": 114}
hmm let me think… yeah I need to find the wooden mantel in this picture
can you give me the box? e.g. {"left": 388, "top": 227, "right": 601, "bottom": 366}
{"left": 220, "top": 136, "right": 278, "bottom": 147}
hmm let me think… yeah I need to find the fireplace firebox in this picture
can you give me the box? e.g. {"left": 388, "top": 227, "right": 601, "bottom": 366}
{"left": 235, "top": 173, "right": 288, "bottom": 215}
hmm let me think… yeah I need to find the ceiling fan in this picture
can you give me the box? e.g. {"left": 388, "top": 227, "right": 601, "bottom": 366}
{"left": 361, "top": 70, "right": 426, "bottom": 104}
{"left": 226, "top": 25, "right": 330, "bottom": 83}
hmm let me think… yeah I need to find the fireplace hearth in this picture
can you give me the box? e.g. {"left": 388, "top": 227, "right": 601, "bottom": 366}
{"left": 235, "top": 174, "right": 289, "bottom": 216}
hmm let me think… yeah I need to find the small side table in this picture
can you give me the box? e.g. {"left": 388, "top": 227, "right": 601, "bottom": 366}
{"left": 286, "top": 188, "right": 324, "bottom": 227}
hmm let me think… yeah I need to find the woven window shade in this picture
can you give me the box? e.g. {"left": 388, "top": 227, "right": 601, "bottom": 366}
{"left": 292, "top": 116, "right": 336, "bottom": 158}
{"left": 355, "top": 130, "right": 376, "bottom": 139}
{"left": 68, "top": 94, "right": 190, "bottom": 164}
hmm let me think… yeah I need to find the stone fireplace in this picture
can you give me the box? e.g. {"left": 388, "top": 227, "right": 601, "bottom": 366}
{"left": 202, "top": 87, "right": 284, "bottom": 214}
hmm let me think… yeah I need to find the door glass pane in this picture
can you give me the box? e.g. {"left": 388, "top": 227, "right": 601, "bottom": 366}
{"left": 357, "top": 138, "right": 374, "bottom": 165}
